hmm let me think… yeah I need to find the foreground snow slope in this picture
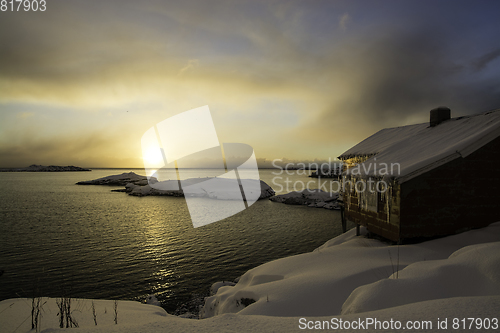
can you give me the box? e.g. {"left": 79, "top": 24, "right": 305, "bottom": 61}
{"left": 342, "top": 241, "right": 500, "bottom": 314}
{"left": 2, "top": 296, "right": 499, "bottom": 333}
{"left": 1, "top": 222, "right": 499, "bottom": 332}
{"left": 201, "top": 222, "right": 500, "bottom": 318}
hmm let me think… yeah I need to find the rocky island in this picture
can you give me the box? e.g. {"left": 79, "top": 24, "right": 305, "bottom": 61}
{"left": 76, "top": 171, "right": 149, "bottom": 186}
{"left": 269, "top": 189, "right": 340, "bottom": 210}
{"left": 1, "top": 164, "right": 91, "bottom": 172}
{"left": 77, "top": 172, "right": 275, "bottom": 200}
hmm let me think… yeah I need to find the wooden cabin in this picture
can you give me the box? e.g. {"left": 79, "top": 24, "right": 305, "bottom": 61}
{"left": 338, "top": 107, "right": 500, "bottom": 243}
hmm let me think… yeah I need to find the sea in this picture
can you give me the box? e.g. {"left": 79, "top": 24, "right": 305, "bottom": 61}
{"left": 0, "top": 168, "right": 347, "bottom": 314}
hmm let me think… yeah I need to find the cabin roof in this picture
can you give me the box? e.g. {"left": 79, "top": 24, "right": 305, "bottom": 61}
{"left": 338, "top": 109, "right": 500, "bottom": 183}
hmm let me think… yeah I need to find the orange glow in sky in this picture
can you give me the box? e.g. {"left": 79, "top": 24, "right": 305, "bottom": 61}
{"left": 1, "top": 0, "right": 499, "bottom": 168}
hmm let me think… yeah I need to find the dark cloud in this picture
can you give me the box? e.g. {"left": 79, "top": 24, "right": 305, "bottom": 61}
{"left": 0, "top": 130, "right": 140, "bottom": 168}
{"left": 472, "top": 48, "right": 500, "bottom": 72}
{"left": 352, "top": 28, "right": 459, "bottom": 121}
{"left": 296, "top": 23, "right": 500, "bottom": 147}
{"left": 1, "top": 0, "right": 500, "bottom": 166}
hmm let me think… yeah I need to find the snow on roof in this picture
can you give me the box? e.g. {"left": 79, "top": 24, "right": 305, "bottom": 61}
{"left": 338, "top": 109, "right": 500, "bottom": 183}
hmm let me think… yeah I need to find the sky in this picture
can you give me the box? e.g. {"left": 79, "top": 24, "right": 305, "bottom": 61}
{"left": 1, "top": 0, "right": 500, "bottom": 168}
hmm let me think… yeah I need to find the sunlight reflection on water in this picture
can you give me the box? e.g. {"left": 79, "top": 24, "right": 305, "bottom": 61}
{"left": 0, "top": 169, "right": 345, "bottom": 313}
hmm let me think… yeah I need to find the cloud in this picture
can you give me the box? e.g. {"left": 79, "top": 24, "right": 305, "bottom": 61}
{"left": 178, "top": 59, "right": 200, "bottom": 76}
{"left": 339, "top": 13, "right": 350, "bottom": 31}
{"left": 17, "top": 112, "right": 34, "bottom": 119}
{"left": 472, "top": 48, "right": 500, "bottom": 72}
{"left": 0, "top": 1, "right": 316, "bottom": 110}
{"left": 0, "top": 127, "right": 141, "bottom": 168}
{"left": 292, "top": 24, "right": 500, "bottom": 151}
{"left": 1, "top": 0, "right": 500, "bottom": 166}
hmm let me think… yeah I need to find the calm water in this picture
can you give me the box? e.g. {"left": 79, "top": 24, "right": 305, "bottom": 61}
{"left": 0, "top": 169, "right": 345, "bottom": 313}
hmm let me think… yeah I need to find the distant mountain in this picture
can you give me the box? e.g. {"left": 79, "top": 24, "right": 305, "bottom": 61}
{"left": 0, "top": 164, "right": 91, "bottom": 172}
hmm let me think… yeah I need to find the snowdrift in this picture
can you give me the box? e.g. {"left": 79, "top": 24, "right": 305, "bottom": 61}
{"left": 201, "top": 222, "right": 500, "bottom": 318}
{"left": 1, "top": 222, "right": 499, "bottom": 332}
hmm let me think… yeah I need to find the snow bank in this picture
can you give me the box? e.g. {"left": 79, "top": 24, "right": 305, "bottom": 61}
{"left": 210, "top": 281, "right": 237, "bottom": 295}
{"left": 341, "top": 241, "right": 500, "bottom": 314}
{"left": 2, "top": 222, "right": 499, "bottom": 332}
{"left": 0, "top": 298, "right": 168, "bottom": 333}
{"left": 201, "top": 222, "right": 500, "bottom": 318}
{"left": 2, "top": 296, "right": 499, "bottom": 332}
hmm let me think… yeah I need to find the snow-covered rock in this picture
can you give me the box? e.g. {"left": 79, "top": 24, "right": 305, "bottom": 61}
{"left": 79, "top": 173, "right": 275, "bottom": 200}
{"left": 322, "top": 201, "right": 340, "bottom": 210}
{"left": 130, "top": 184, "right": 154, "bottom": 196}
{"left": 128, "top": 178, "right": 274, "bottom": 200}
{"left": 145, "top": 294, "right": 162, "bottom": 307}
{"left": 76, "top": 172, "right": 155, "bottom": 186}
{"left": 270, "top": 189, "right": 339, "bottom": 209}
{"left": 210, "top": 281, "right": 237, "bottom": 296}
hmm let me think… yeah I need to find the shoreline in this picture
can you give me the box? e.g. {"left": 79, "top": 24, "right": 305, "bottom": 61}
{"left": 2, "top": 221, "right": 499, "bottom": 332}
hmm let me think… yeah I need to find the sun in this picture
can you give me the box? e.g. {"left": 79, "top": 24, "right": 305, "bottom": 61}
{"left": 143, "top": 147, "right": 164, "bottom": 166}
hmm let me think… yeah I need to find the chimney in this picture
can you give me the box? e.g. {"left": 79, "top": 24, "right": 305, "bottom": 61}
{"left": 430, "top": 106, "right": 451, "bottom": 127}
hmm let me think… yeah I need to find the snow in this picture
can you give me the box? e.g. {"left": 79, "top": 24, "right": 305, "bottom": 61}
{"left": 145, "top": 295, "right": 161, "bottom": 307}
{"left": 1, "top": 222, "right": 499, "bottom": 332}
{"left": 341, "top": 241, "right": 500, "bottom": 315}
{"left": 339, "top": 109, "right": 500, "bottom": 183}
{"left": 210, "top": 281, "right": 237, "bottom": 296}
{"left": 77, "top": 173, "right": 275, "bottom": 200}
{"left": 0, "top": 298, "right": 168, "bottom": 333}
{"left": 270, "top": 189, "right": 340, "bottom": 210}
{"left": 201, "top": 222, "right": 500, "bottom": 319}
{"left": 76, "top": 172, "right": 154, "bottom": 186}
{"left": 129, "top": 178, "right": 275, "bottom": 200}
